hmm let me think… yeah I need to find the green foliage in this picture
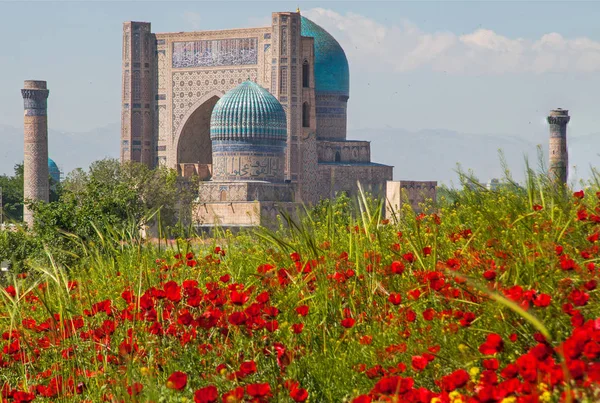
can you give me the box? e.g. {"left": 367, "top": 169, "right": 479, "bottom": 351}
{"left": 0, "top": 227, "right": 40, "bottom": 274}
{"left": 0, "top": 164, "right": 24, "bottom": 222}
{"left": 28, "top": 159, "right": 197, "bottom": 265}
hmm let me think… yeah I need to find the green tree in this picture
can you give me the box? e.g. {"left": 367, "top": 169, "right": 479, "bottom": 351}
{"left": 0, "top": 163, "right": 24, "bottom": 222}
{"left": 29, "top": 159, "right": 197, "bottom": 256}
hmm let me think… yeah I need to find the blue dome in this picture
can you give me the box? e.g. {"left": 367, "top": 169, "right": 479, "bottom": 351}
{"left": 301, "top": 16, "right": 350, "bottom": 96}
{"left": 48, "top": 158, "right": 60, "bottom": 183}
{"left": 210, "top": 80, "right": 287, "bottom": 143}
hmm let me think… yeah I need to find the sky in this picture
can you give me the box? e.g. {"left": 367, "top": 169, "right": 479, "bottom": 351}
{"left": 1, "top": 1, "right": 600, "bottom": 140}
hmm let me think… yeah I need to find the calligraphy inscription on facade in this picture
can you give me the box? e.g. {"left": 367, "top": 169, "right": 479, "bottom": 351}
{"left": 172, "top": 38, "right": 259, "bottom": 68}
{"left": 213, "top": 154, "right": 283, "bottom": 180}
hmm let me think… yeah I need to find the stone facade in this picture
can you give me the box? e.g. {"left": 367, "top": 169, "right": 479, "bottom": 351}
{"left": 22, "top": 80, "right": 50, "bottom": 227}
{"left": 121, "top": 11, "right": 395, "bottom": 227}
{"left": 547, "top": 109, "right": 570, "bottom": 185}
{"left": 385, "top": 180, "right": 437, "bottom": 220}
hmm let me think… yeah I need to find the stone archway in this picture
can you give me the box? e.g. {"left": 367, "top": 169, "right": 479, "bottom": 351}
{"left": 176, "top": 95, "right": 220, "bottom": 165}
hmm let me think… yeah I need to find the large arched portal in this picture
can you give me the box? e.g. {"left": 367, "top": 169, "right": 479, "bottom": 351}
{"left": 176, "top": 96, "right": 220, "bottom": 165}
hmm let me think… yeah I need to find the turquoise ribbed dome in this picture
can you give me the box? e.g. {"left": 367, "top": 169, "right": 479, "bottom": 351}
{"left": 301, "top": 16, "right": 350, "bottom": 96}
{"left": 48, "top": 158, "right": 60, "bottom": 183}
{"left": 210, "top": 80, "right": 287, "bottom": 143}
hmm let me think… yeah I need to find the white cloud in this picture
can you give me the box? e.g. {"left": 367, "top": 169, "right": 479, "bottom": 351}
{"left": 303, "top": 8, "right": 600, "bottom": 75}
{"left": 183, "top": 11, "right": 201, "bottom": 30}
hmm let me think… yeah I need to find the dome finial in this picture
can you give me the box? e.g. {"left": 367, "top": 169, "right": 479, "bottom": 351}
{"left": 296, "top": 6, "right": 300, "bottom": 13}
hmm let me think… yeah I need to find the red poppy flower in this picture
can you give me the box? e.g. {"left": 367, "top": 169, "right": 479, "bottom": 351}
{"left": 292, "top": 323, "right": 304, "bottom": 334}
{"left": 194, "top": 385, "right": 218, "bottom": 403}
{"left": 246, "top": 383, "right": 271, "bottom": 397}
{"left": 391, "top": 261, "right": 405, "bottom": 274}
{"left": 12, "top": 392, "right": 36, "bottom": 403}
{"left": 290, "top": 386, "right": 309, "bottom": 402}
{"left": 423, "top": 308, "right": 435, "bottom": 321}
{"left": 479, "top": 333, "right": 504, "bottom": 355}
{"left": 296, "top": 305, "right": 309, "bottom": 316}
{"left": 573, "top": 190, "right": 584, "bottom": 199}
{"left": 388, "top": 293, "right": 402, "bottom": 305}
{"left": 164, "top": 281, "right": 181, "bottom": 303}
{"left": 240, "top": 360, "right": 257, "bottom": 376}
{"left": 411, "top": 355, "right": 428, "bottom": 371}
{"left": 569, "top": 290, "right": 589, "bottom": 306}
{"left": 230, "top": 290, "right": 249, "bottom": 306}
{"left": 341, "top": 318, "right": 356, "bottom": 328}
{"left": 533, "top": 293, "right": 552, "bottom": 307}
{"left": 441, "top": 369, "right": 469, "bottom": 391}
{"left": 403, "top": 253, "right": 415, "bottom": 263}
{"left": 127, "top": 383, "right": 143, "bottom": 396}
{"left": 166, "top": 371, "right": 187, "bottom": 390}
{"left": 218, "top": 387, "right": 243, "bottom": 402}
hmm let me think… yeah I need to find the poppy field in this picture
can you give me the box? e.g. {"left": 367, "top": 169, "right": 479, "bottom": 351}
{"left": 2, "top": 182, "right": 600, "bottom": 402}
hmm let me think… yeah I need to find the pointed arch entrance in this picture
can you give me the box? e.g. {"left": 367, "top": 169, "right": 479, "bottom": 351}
{"left": 176, "top": 95, "right": 220, "bottom": 167}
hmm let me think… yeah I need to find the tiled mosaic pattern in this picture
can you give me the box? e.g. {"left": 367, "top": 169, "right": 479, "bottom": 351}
{"left": 300, "top": 16, "right": 349, "bottom": 96}
{"left": 210, "top": 81, "right": 287, "bottom": 143}
{"left": 171, "top": 68, "right": 258, "bottom": 137}
{"left": 172, "top": 38, "right": 258, "bottom": 68}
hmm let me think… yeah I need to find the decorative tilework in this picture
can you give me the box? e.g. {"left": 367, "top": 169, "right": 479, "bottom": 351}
{"left": 172, "top": 38, "right": 258, "bottom": 68}
{"left": 300, "top": 16, "right": 349, "bottom": 96}
{"left": 171, "top": 68, "right": 258, "bottom": 136}
{"left": 157, "top": 105, "right": 167, "bottom": 141}
{"left": 132, "top": 111, "right": 142, "bottom": 138}
{"left": 124, "top": 35, "right": 130, "bottom": 61}
{"left": 280, "top": 66, "right": 288, "bottom": 95}
{"left": 291, "top": 66, "right": 297, "bottom": 95}
{"left": 210, "top": 80, "right": 287, "bottom": 143}
{"left": 281, "top": 26, "right": 287, "bottom": 56}
{"left": 132, "top": 71, "right": 141, "bottom": 100}
{"left": 270, "top": 65, "right": 277, "bottom": 94}
{"left": 264, "top": 33, "right": 271, "bottom": 39}
{"left": 133, "top": 33, "right": 141, "bottom": 61}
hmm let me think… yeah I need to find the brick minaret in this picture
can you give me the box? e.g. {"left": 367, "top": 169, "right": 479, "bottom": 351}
{"left": 21, "top": 80, "right": 50, "bottom": 227}
{"left": 547, "top": 108, "right": 570, "bottom": 185}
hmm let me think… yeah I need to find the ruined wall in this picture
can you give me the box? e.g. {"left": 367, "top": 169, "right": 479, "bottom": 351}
{"left": 385, "top": 180, "right": 437, "bottom": 219}
{"left": 197, "top": 182, "right": 294, "bottom": 202}
{"left": 317, "top": 140, "right": 370, "bottom": 163}
{"left": 317, "top": 163, "right": 393, "bottom": 201}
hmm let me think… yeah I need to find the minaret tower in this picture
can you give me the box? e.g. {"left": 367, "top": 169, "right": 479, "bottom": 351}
{"left": 21, "top": 80, "right": 50, "bottom": 227}
{"left": 547, "top": 108, "right": 570, "bottom": 185}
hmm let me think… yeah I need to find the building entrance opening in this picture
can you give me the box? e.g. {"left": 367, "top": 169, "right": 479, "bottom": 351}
{"left": 177, "top": 96, "right": 219, "bottom": 165}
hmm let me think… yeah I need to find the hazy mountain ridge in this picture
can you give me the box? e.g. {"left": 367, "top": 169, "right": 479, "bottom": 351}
{"left": 350, "top": 128, "right": 599, "bottom": 185}
{"left": 0, "top": 123, "right": 119, "bottom": 176}
{"left": 1, "top": 124, "right": 598, "bottom": 186}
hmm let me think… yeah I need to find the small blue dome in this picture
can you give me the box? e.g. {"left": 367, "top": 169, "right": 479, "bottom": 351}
{"left": 301, "top": 16, "right": 350, "bottom": 96}
{"left": 48, "top": 158, "right": 60, "bottom": 183}
{"left": 210, "top": 80, "right": 287, "bottom": 143}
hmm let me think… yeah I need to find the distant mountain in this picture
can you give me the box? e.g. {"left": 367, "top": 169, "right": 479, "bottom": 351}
{"left": 350, "top": 128, "right": 600, "bottom": 186}
{"left": 0, "top": 123, "right": 119, "bottom": 177}
{"left": 1, "top": 123, "right": 598, "bottom": 187}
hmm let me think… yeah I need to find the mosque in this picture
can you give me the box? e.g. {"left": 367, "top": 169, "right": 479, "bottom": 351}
{"left": 120, "top": 10, "right": 435, "bottom": 226}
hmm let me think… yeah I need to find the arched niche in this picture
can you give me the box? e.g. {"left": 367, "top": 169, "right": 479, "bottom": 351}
{"left": 176, "top": 95, "right": 220, "bottom": 165}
